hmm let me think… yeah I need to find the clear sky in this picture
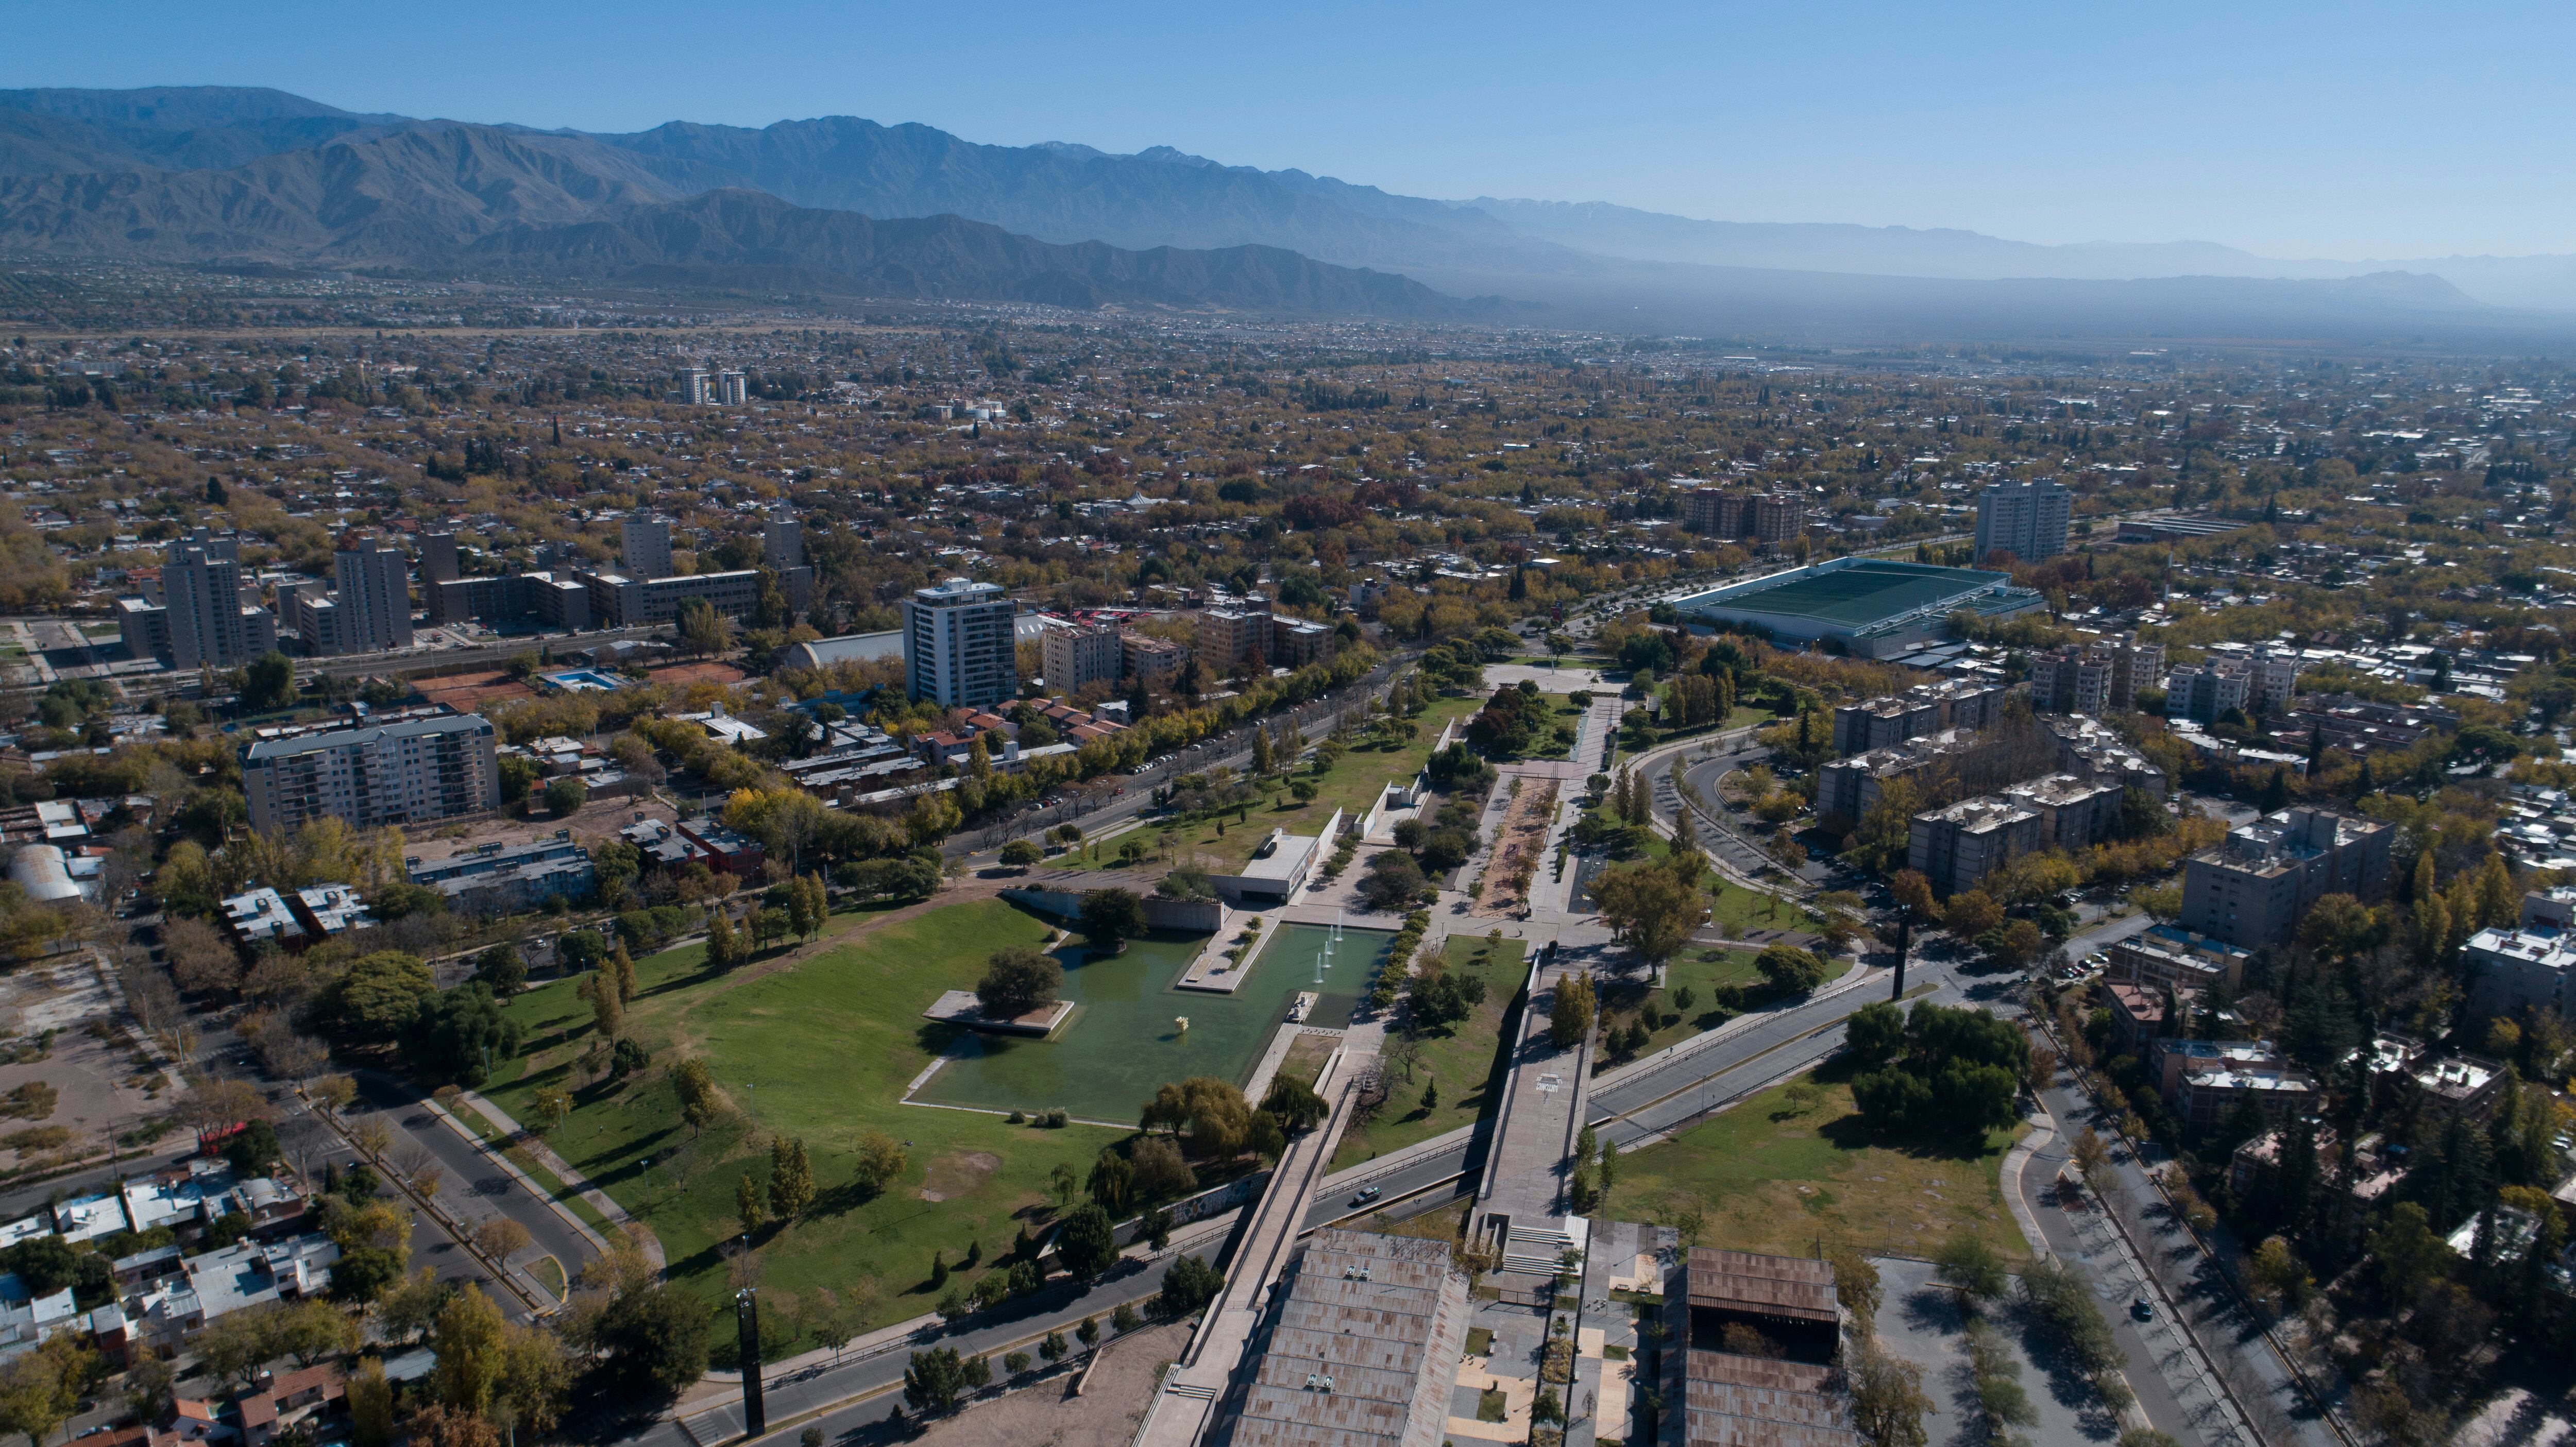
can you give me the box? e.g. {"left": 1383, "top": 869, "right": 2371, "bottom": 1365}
{"left": 3, "top": 0, "right": 2563, "bottom": 260}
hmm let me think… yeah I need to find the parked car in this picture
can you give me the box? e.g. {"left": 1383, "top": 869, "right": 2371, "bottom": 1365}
{"left": 2131, "top": 1296, "right": 2154, "bottom": 1321}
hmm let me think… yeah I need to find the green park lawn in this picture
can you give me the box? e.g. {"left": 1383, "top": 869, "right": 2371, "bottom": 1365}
{"left": 1609, "top": 1065, "right": 2028, "bottom": 1264}
{"left": 1188, "top": 693, "right": 1483, "bottom": 873}
{"left": 1595, "top": 821, "right": 1822, "bottom": 937}
{"left": 1333, "top": 936, "right": 1527, "bottom": 1170}
{"left": 482, "top": 896, "right": 1123, "bottom": 1342}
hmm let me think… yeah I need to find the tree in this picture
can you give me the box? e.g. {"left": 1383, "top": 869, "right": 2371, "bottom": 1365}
{"left": 430, "top": 1285, "right": 506, "bottom": 1416}
{"left": 1887, "top": 869, "right": 1938, "bottom": 924}
{"left": 769, "top": 1137, "right": 815, "bottom": 1220}
{"left": 1938, "top": 890, "right": 2001, "bottom": 940}
{"left": 542, "top": 777, "right": 587, "bottom": 818}
{"left": 348, "top": 1359, "right": 394, "bottom": 1447}
{"left": 1079, "top": 889, "right": 1144, "bottom": 955}
{"left": 1261, "top": 1075, "right": 1329, "bottom": 1133}
{"left": 1848, "top": 1341, "right": 1930, "bottom": 1447}
{"left": 673, "top": 1059, "right": 720, "bottom": 1135}
{"left": 1141, "top": 1077, "right": 1252, "bottom": 1159}
{"left": 1756, "top": 943, "right": 1826, "bottom": 995}
{"left": 470, "top": 1217, "right": 531, "bottom": 1266}
{"left": 735, "top": 1173, "right": 766, "bottom": 1235}
{"left": 676, "top": 597, "right": 732, "bottom": 658}
{"left": 903, "top": 1348, "right": 965, "bottom": 1415}
{"left": 2368, "top": 1202, "right": 2453, "bottom": 1303}
{"left": 1056, "top": 1204, "right": 1118, "bottom": 1280}
{"left": 976, "top": 947, "right": 1062, "bottom": 1019}
{"left": 332, "top": 951, "right": 436, "bottom": 1042}
{"left": 849, "top": 1131, "right": 907, "bottom": 1198}
{"left": 999, "top": 839, "right": 1042, "bottom": 868}
{"left": 704, "top": 908, "right": 740, "bottom": 970}
{"left": 165, "top": 915, "right": 244, "bottom": 995}
{"left": 1844, "top": 1001, "right": 1905, "bottom": 1070}
{"left": 0, "top": 1335, "right": 95, "bottom": 1447}
{"left": 2072, "top": 1127, "right": 2111, "bottom": 1189}
{"left": 1933, "top": 1234, "right": 2006, "bottom": 1303}
{"left": 611, "top": 939, "right": 636, "bottom": 1005}
{"left": 473, "top": 945, "right": 527, "bottom": 1000}
{"left": 1549, "top": 971, "right": 1596, "bottom": 1050}
{"left": 1591, "top": 858, "right": 1704, "bottom": 965}
{"left": 242, "top": 651, "right": 297, "bottom": 712}
{"left": 1157, "top": 1257, "right": 1225, "bottom": 1319}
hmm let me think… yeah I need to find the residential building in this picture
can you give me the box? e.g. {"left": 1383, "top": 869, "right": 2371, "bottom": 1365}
{"left": 902, "top": 578, "right": 1016, "bottom": 707}
{"left": 2246, "top": 645, "right": 2305, "bottom": 714}
{"left": 1198, "top": 603, "right": 1275, "bottom": 672}
{"left": 619, "top": 516, "right": 674, "bottom": 581}
{"left": 1269, "top": 616, "right": 1334, "bottom": 669}
{"left": 2276, "top": 692, "right": 2458, "bottom": 758}
{"left": 1817, "top": 727, "right": 1980, "bottom": 826}
{"left": 241, "top": 713, "right": 501, "bottom": 835}
{"left": 420, "top": 533, "right": 460, "bottom": 586}
{"left": 2166, "top": 660, "right": 2253, "bottom": 723}
{"left": 2001, "top": 773, "right": 2123, "bottom": 852}
{"left": 2045, "top": 713, "right": 2170, "bottom": 802}
{"left": 1123, "top": 631, "right": 1189, "bottom": 687}
{"left": 429, "top": 570, "right": 595, "bottom": 631}
{"left": 116, "top": 597, "right": 170, "bottom": 663}
{"left": 329, "top": 544, "right": 414, "bottom": 653}
{"left": 761, "top": 508, "right": 815, "bottom": 614}
{"left": 716, "top": 369, "right": 748, "bottom": 405}
{"left": 1907, "top": 795, "right": 2042, "bottom": 896}
{"left": 1042, "top": 621, "right": 1124, "bottom": 695}
{"left": 164, "top": 539, "right": 276, "bottom": 670}
{"left": 682, "top": 368, "right": 712, "bottom": 406}
{"left": 288, "top": 591, "right": 339, "bottom": 655}
{"left": 1829, "top": 677, "right": 2010, "bottom": 755}
{"left": 2463, "top": 890, "right": 2576, "bottom": 1022}
{"left": 1681, "top": 487, "right": 1734, "bottom": 535}
{"left": 1972, "top": 478, "right": 2072, "bottom": 563}
{"left": 581, "top": 568, "right": 761, "bottom": 628}
{"left": 1678, "top": 488, "right": 1805, "bottom": 546}
{"left": 2180, "top": 806, "right": 2395, "bottom": 947}
{"left": 405, "top": 831, "right": 598, "bottom": 915}
{"left": 2029, "top": 635, "right": 2162, "bottom": 714}
{"left": 2107, "top": 924, "right": 2250, "bottom": 993}
{"left": 1750, "top": 491, "right": 1807, "bottom": 544}
{"left": 2105, "top": 979, "right": 2189, "bottom": 1052}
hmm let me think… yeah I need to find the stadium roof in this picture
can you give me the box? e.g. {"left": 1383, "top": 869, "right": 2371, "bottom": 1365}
{"left": 1696, "top": 560, "right": 2005, "bottom": 627}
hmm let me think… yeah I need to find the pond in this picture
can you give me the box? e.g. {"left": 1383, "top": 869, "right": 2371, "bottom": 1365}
{"left": 912, "top": 923, "right": 1394, "bottom": 1123}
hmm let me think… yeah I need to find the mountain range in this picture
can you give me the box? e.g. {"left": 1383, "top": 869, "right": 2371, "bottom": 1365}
{"left": 0, "top": 84, "right": 2567, "bottom": 337}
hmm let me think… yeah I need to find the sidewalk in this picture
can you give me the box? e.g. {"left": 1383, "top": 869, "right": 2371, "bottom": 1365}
{"left": 453, "top": 1088, "right": 669, "bottom": 1271}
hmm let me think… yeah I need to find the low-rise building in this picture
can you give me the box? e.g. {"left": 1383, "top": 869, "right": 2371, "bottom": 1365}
{"left": 216, "top": 886, "right": 375, "bottom": 952}
{"left": 404, "top": 831, "right": 597, "bottom": 915}
{"left": 2107, "top": 924, "right": 2249, "bottom": 993}
{"left": 1817, "top": 727, "right": 1980, "bottom": 826}
{"left": 2462, "top": 889, "right": 2576, "bottom": 1022}
{"left": 2166, "top": 659, "right": 2252, "bottom": 723}
{"left": 1123, "top": 631, "right": 1190, "bottom": 686}
{"left": 1829, "top": 677, "right": 2010, "bottom": 756}
{"left": 2044, "top": 713, "right": 2170, "bottom": 802}
{"left": 2147, "top": 1038, "right": 2319, "bottom": 1128}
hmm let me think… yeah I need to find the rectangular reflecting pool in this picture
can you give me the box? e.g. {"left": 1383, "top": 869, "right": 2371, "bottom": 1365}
{"left": 912, "top": 923, "right": 1393, "bottom": 1125}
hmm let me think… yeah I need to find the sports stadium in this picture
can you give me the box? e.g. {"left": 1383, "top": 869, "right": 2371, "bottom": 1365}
{"left": 1667, "top": 557, "right": 2046, "bottom": 657}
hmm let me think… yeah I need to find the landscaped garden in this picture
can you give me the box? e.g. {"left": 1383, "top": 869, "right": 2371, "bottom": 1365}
{"left": 1336, "top": 935, "right": 1527, "bottom": 1169}
{"left": 1174, "top": 692, "right": 1483, "bottom": 874}
{"left": 482, "top": 897, "right": 1134, "bottom": 1340}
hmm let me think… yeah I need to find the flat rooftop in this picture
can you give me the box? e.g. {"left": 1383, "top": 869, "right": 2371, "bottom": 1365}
{"left": 1685, "top": 1248, "right": 1840, "bottom": 1327}
{"left": 1686, "top": 560, "right": 2007, "bottom": 627}
{"left": 1219, "top": 1229, "right": 1467, "bottom": 1447}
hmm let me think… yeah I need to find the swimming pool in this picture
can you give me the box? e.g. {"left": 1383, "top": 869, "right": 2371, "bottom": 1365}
{"left": 912, "top": 923, "right": 1394, "bottom": 1123}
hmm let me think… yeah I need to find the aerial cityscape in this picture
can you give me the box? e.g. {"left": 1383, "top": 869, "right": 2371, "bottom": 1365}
{"left": 0, "top": 8, "right": 2569, "bottom": 1447}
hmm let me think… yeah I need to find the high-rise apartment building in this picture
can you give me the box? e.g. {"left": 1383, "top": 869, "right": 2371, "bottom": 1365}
{"left": 2166, "top": 661, "right": 2252, "bottom": 723}
{"left": 1122, "top": 632, "right": 1189, "bottom": 687}
{"left": 1042, "top": 621, "right": 1125, "bottom": 695}
{"left": 242, "top": 713, "right": 501, "bottom": 834}
{"left": 761, "top": 508, "right": 815, "bottom": 614}
{"left": 902, "top": 578, "right": 1017, "bottom": 707}
{"left": 164, "top": 538, "right": 277, "bottom": 670}
{"left": 1973, "top": 479, "right": 2072, "bottom": 563}
{"left": 620, "top": 517, "right": 674, "bottom": 581}
{"left": 717, "top": 370, "right": 749, "bottom": 405}
{"left": 2030, "top": 634, "right": 2162, "bottom": 714}
{"left": 421, "top": 533, "right": 460, "bottom": 585}
{"left": 683, "top": 368, "right": 713, "bottom": 406}
{"left": 2181, "top": 806, "right": 2394, "bottom": 947}
{"left": 331, "top": 543, "right": 414, "bottom": 653}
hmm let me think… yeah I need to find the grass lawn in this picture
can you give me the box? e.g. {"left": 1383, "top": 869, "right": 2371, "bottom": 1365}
{"left": 1596, "top": 946, "right": 1856, "bottom": 1068}
{"left": 482, "top": 896, "right": 1126, "bottom": 1342}
{"left": 1610, "top": 1064, "right": 2028, "bottom": 1264}
{"left": 1188, "top": 693, "right": 1483, "bottom": 873}
{"left": 1333, "top": 936, "right": 1526, "bottom": 1169}
{"left": 1279, "top": 1032, "right": 1337, "bottom": 1090}
{"left": 1587, "top": 808, "right": 1822, "bottom": 935}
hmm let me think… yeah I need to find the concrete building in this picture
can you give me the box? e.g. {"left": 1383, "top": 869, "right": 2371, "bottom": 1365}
{"left": 1042, "top": 621, "right": 1124, "bottom": 695}
{"left": 420, "top": 533, "right": 460, "bottom": 586}
{"left": 2246, "top": 645, "right": 2305, "bottom": 714}
{"left": 1198, "top": 603, "right": 1276, "bottom": 672}
{"left": 682, "top": 368, "right": 713, "bottom": 406}
{"left": 1123, "top": 631, "right": 1190, "bottom": 687}
{"left": 1208, "top": 1229, "right": 1469, "bottom": 1447}
{"left": 1672, "top": 558, "right": 2045, "bottom": 659}
{"left": 1668, "top": 1248, "right": 1859, "bottom": 1446}
{"left": 2167, "top": 660, "right": 2253, "bottom": 724}
{"left": 2030, "top": 635, "right": 2163, "bottom": 714}
{"left": 289, "top": 592, "right": 340, "bottom": 655}
{"left": 2147, "top": 1039, "right": 2320, "bottom": 1129}
{"left": 329, "top": 544, "right": 413, "bottom": 654}
{"left": 2463, "top": 890, "right": 2576, "bottom": 1023}
{"left": 1973, "top": 478, "right": 2071, "bottom": 563}
{"left": 581, "top": 569, "right": 760, "bottom": 629}
{"left": 619, "top": 516, "right": 673, "bottom": 582}
{"left": 116, "top": 597, "right": 170, "bottom": 663}
{"left": 164, "top": 540, "right": 277, "bottom": 670}
{"left": 1817, "top": 727, "right": 1981, "bottom": 826}
{"left": 1679, "top": 489, "right": 1806, "bottom": 546}
{"left": 241, "top": 714, "right": 501, "bottom": 835}
{"left": 405, "top": 832, "right": 597, "bottom": 915}
{"left": 2181, "top": 806, "right": 2395, "bottom": 947}
{"left": 901, "top": 577, "right": 1017, "bottom": 707}
{"left": 1908, "top": 795, "right": 2042, "bottom": 896}
{"left": 716, "top": 369, "right": 748, "bottom": 406}
{"left": 2044, "top": 713, "right": 2170, "bottom": 802}
{"left": 1830, "top": 677, "right": 2011, "bottom": 756}
{"left": 2108, "top": 923, "right": 2250, "bottom": 993}
{"left": 2002, "top": 773, "right": 2124, "bottom": 852}
{"left": 1269, "top": 616, "right": 1334, "bottom": 670}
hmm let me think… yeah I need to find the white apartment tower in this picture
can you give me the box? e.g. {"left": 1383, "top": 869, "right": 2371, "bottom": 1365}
{"left": 683, "top": 368, "right": 714, "bottom": 406}
{"left": 242, "top": 714, "right": 501, "bottom": 835}
{"left": 717, "top": 370, "right": 749, "bottom": 405}
{"left": 621, "top": 517, "right": 675, "bottom": 581}
{"left": 902, "top": 578, "right": 1017, "bottom": 708}
{"left": 1973, "top": 479, "right": 2072, "bottom": 564}
{"left": 331, "top": 543, "right": 415, "bottom": 653}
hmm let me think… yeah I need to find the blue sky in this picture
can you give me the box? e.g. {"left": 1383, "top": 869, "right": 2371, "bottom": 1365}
{"left": 3, "top": 0, "right": 2563, "bottom": 259}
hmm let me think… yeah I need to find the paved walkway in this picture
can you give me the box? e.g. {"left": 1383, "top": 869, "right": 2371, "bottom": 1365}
{"left": 456, "top": 1088, "right": 668, "bottom": 1270}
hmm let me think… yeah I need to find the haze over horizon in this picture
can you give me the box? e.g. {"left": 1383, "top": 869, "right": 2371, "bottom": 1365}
{"left": 4, "top": 0, "right": 2567, "bottom": 264}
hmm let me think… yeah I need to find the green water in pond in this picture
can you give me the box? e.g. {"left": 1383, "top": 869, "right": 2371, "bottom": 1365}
{"left": 914, "top": 923, "right": 1393, "bottom": 1123}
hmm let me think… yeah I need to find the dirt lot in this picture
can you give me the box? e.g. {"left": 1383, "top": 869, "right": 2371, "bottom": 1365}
{"left": 411, "top": 669, "right": 538, "bottom": 712}
{"left": 908, "top": 1322, "right": 1191, "bottom": 1447}
{"left": 0, "top": 959, "right": 171, "bottom": 1175}
{"left": 400, "top": 792, "right": 677, "bottom": 863}
{"left": 647, "top": 660, "right": 750, "bottom": 687}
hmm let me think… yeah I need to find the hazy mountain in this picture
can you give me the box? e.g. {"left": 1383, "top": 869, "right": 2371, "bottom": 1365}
{"left": 0, "top": 84, "right": 399, "bottom": 172}
{"left": 0, "top": 84, "right": 2561, "bottom": 331}
{"left": 467, "top": 188, "right": 1490, "bottom": 315}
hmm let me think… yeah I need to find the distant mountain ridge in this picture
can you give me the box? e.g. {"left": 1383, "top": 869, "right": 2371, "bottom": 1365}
{"left": 0, "top": 84, "right": 2562, "bottom": 332}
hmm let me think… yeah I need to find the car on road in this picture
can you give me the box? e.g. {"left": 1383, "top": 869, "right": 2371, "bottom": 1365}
{"left": 1350, "top": 1185, "right": 1382, "bottom": 1207}
{"left": 2131, "top": 1296, "right": 2154, "bottom": 1321}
